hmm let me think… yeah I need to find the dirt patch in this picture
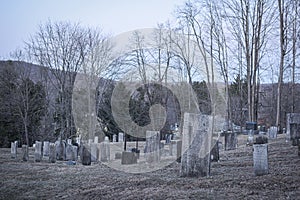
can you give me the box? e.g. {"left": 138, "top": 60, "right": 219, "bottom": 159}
{"left": 0, "top": 135, "right": 299, "bottom": 199}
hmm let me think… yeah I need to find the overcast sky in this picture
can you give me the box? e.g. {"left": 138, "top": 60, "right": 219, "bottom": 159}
{"left": 0, "top": 0, "right": 185, "bottom": 59}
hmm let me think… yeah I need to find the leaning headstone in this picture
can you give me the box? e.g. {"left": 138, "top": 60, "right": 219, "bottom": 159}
{"left": 91, "top": 143, "right": 99, "bottom": 162}
{"left": 22, "top": 145, "right": 29, "bottom": 161}
{"left": 99, "top": 137, "right": 110, "bottom": 162}
{"left": 253, "top": 138, "right": 268, "bottom": 176}
{"left": 180, "top": 113, "right": 212, "bottom": 177}
{"left": 118, "top": 132, "right": 124, "bottom": 142}
{"left": 268, "top": 126, "right": 278, "bottom": 139}
{"left": 11, "top": 141, "right": 18, "bottom": 159}
{"left": 35, "top": 141, "right": 42, "bottom": 162}
{"left": 43, "top": 141, "right": 50, "bottom": 157}
{"left": 225, "top": 131, "right": 237, "bottom": 150}
{"left": 49, "top": 143, "right": 56, "bottom": 163}
{"left": 81, "top": 145, "right": 91, "bottom": 165}
{"left": 144, "top": 131, "right": 160, "bottom": 163}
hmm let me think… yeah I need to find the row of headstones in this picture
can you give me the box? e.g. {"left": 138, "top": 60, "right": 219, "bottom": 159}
{"left": 10, "top": 137, "right": 111, "bottom": 165}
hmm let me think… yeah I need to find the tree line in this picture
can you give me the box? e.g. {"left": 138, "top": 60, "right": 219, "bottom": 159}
{"left": 0, "top": 0, "right": 299, "bottom": 147}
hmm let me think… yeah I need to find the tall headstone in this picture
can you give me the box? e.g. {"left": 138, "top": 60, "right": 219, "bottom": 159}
{"left": 56, "top": 140, "right": 65, "bottom": 160}
{"left": 268, "top": 126, "right": 278, "bottom": 139}
{"left": 22, "top": 145, "right": 29, "bottom": 161}
{"left": 11, "top": 141, "right": 17, "bottom": 159}
{"left": 72, "top": 145, "right": 78, "bottom": 161}
{"left": 81, "top": 145, "right": 91, "bottom": 165}
{"left": 67, "top": 139, "right": 72, "bottom": 145}
{"left": 113, "top": 134, "right": 117, "bottom": 143}
{"left": 99, "top": 136, "right": 110, "bottom": 162}
{"left": 118, "top": 132, "right": 124, "bottom": 142}
{"left": 286, "top": 113, "right": 300, "bottom": 145}
{"left": 94, "top": 136, "right": 99, "bottom": 143}
{"left": 145, "top": 131, "right": 160, "bottom": 163}
{"left": 43, "top": 141, "right": 50, "bottom": 157}
{"left": 49, "top": 143, "right": 56, "bottom": 163}
{"left": 35, "top": 141, "right": 42, "bottom": 162}
{"left": 66, "top": 144, "right": 75, "bottom": 161}
{"left": 180, "top": 113, "right": 212, "bottom": 177}
{"left": 210, "top": 140, "right": 219, "bottom": 162}
{"left": 225, "top": 131, "right": 237, "bottom": 150}
{"left": 91, "top": 143, "right": 99, "bottom": 162}
{"left": 253, "top": 143, "right": 268, "bottom": 176}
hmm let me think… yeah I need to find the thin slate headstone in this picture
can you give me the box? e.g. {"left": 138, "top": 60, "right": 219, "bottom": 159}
{"left": 94, "top": 136, "right": 99, "bottom": 143}
{"left": 145, "top": 131, "right": 160, "bottom": 163}
{"left": 268, "top": 126, "right": 278, "bottom": 139}
{"left": 43, "top": 141, "right": 50, "bottom": 157}
{"left": 180, "top": 113, "right": 212, "bottom": 177}
{"left": 11, "top": 141, "right": 18, "bottom": 159}
{"left": 118, "top": 132, "right": 124, "bottom": 142}
{"left": 113, "top": 134, "right": 117, "bottom": 143}
{"left": 22, "top": 145, "right": 29, "bottom": 161}
{"left": 99, "top": 136, "right": 110, "bottom": 162}
{"left": 210, "top": 140, "right": 219, "bottom": 162}
{"left": 225, "top": 131, "right": 237, "bottom": 150}
{"left": 91, "top": 143, "right": 99, "bottom": 162}
{"left": 66, "top": 144, "right": 75, "bottom": 161}
{"left": 49, "top": 143, "right": 56, "bottom": 163}
{"left": 56, "top": 140, "right": 66, "bottom": 160}
{"left": 35, "top": 141, "right": 42, "bottom": 162}
{"left": 81, "top": 145, "right": 91, "bottom": 165}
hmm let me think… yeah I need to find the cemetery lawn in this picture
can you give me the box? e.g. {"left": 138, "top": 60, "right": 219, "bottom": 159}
{"left": 0, "top": 134, "right": 299, "bottom": 200}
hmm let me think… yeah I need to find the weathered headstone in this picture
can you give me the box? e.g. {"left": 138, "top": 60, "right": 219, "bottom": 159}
{"left": 66, "top": 144, "right": 75, "bottom": 161}
{"left": 76, "top": 136, "right": 81, "bottom": 146}
{"left": 210, "top": 140, "right": 219, "bottom": 162}
{"left": 180, "top": 113, "right": 212, "bottom": 177}
{"left": 55, "top": 140, "right": 66, "bottom": 160}
{"left": 35, "top": 141, "right": 42, "bottom": 162}
{"left": 268, "top": 126, "right": 278, "bottom": 139}
{"left": 67, "top": 139, "right": 72, "bottom": 145}
{"left": 49, "top": 143, "right": 56, "bottom": 163}
{"left": 286, "top": 113, "right": 300, "bottom": 145}
{"left": 225, "top": 131, "right": 237, "bottom": 150}
{"left": 81, "top": 145, "right": 91, "bottom": 165}
{"left": 253, "top": 143, "right": 268, "bottom": 176}
{"left": 121, "top": 151, "right": 137, "bottom": 164}
{"left": 94, "top": 136, "right": 99, "bottom": 143}
{"left": 113, "top": 134, "right": 117, "bottom": 143}
{"left": 118, "top": 132, "right": 124, "bottom": 142}
{"left": 145, "top": 131, "right": 160, "bottom": 163}
{"left": 99, "top": 136, "right": 110, "bottom": 162}
{"left": 22, "top": 145, "right": 29, "bottom": 161}
{"left": 11, "top": 141, "right": 18, "bottom": 159}
{"left": 91, "top": 143, "right": 99, "bottom": 162}
{"left": 43, "top": 141, "right": 50, "bottom": 157}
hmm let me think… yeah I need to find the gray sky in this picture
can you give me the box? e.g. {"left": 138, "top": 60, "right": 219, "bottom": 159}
{"left": 0, "top": 0, "right": 185, "bottom": 59}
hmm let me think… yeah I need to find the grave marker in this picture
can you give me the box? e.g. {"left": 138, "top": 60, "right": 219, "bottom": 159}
{"left": 81, "top": 145, "right": 91, "bottom": 165}
{"left": 145, "top": 131, "right": 160, "bottom": 163}
{"left": 49, "top": 143, "right": 56, "bottom": 163}
{"left": 43, "top": 141, "right": 50, "bottom": 157}
{"left": 22, "top": 145, "right": 28, "bottom": 161}
{"left": 35, "top": 141, "right": 42, "bottom": 162}
{"left": 99, "top": 136, "right": 110, "bottom": 162}
{"left": 11, "top": 141, "right": 17, "bottom": 159}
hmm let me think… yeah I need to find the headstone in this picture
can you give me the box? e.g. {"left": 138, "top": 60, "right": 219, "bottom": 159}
{"left": 225, "top": 131, "right": 237, "bottom": 150}
{"left": 73, "top": 146, "right": 78, "bottom": 161}
{"left": 22, "top": 145, "right": 29, "bottom": 161}
{"left": 91, "top": 143, "right": 99, "bottom": 162}
{"left": 76, "top": 136, "right": 81, "bottom": 146}
{"left": 11, "top": 141, "right": 17, "bottom": 159}
{"left": 81, "top": 145, "right": 91, "bottom": 165}
{"left": 180, "top": 113, "right": 212, "bottom": 177}
{"left": 55, "top": 140, "right": 66, "bottom": 160}
{"left": 268, "top": 126, "right": 278, "bottom": 139}
{"left": 67, "top": 139, "right": 72, "bottom": 145}
{"left": 169, "top": 140, "right": 177, "bottom": 156}
{"left": 66, "top": 144, "right": 75, "bottom": 161}
{"left": 286, "top": 113, "right": 300, "bottom": 145}
{"left": 43, "top": 141, "right": 50, "bottom": 157}
{"left": 94, "top": 136, "right": 99, "bottom": 143}
{"left": 99, "top": 136, "right": 110, "bottom": 162}
{"left": 176, "top": 140, "right": 182, "bottom": 163}
{"left": 88, "top": 139, "right": 93, "bottom": 144}
{"left": 49, "top": 143, "right": 56, "bottom": 163}
{"left": 145, "top": 131, "right": 160, "bottom": 163}
{"left": 115, "top": 152, "right": 122, "bottom": 159}
{"left": 35, "top": 141, "right": 42, "bottom": 162}
{"left": 253, "top": 143, "right": 268, "bottom": 176}
{"left": 113, "top": 134, "right": 117, "bottom": 143}
{"left": 210, "top": 140, "right": 219, "bottom": 162}
{"left": 121, "top": 151, "right": 137, "bottom": 164}
{"left": 118, "top": 132, "right": 124, "bottom": 142}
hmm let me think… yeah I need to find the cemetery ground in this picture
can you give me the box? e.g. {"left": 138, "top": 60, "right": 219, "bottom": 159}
{"left": 0, "top": 134, "right": 299, "bottom": 200}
